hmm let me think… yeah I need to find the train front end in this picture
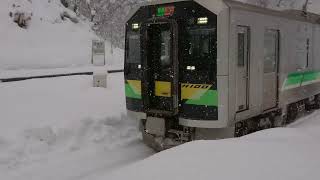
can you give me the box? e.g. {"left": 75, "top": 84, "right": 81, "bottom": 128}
{"left": 124, "top": 0, "right": 229, "bottom": 151}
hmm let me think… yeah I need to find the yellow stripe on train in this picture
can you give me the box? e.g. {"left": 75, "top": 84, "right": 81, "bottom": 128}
{"left": 155, "top": 81, "right": 172, "bottom": 97}
{"left": 127, "top": 80, "right": 141, "bottom": 95}
{"left": 181, "top": 84, "right": 212, "bottom": 100}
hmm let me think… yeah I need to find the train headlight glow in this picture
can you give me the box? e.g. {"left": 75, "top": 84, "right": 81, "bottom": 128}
{"left": 132, "top": 23, "right": 139, "bottom": 30}
{"left": 197, "top": 17, "right": 208, "bottom": 25}
{"left": 187, "top": 66, "right": 196, "bottom": 71}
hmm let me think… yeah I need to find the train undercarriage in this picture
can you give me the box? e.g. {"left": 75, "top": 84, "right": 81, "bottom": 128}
{"left": 139, "top": 94, "right": 320, "bottom": 151}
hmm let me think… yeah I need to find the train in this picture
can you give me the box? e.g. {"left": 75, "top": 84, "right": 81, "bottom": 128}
{"left": 124, "top": 0, "right": 320, "bottom": 151}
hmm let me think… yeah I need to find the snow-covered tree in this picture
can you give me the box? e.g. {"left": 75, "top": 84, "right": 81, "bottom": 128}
{"left": 64, "top": 0, "right": 146, "bottom": 49}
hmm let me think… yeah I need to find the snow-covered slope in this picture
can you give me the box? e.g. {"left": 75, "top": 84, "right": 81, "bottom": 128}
{"left": 0, "top": 0, "right": 123, "bottom": 70}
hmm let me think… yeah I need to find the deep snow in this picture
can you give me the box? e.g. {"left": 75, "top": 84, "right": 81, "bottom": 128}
{"left": 0, "top": 74, "right": 320, "bottom": 180}
{"left": 0, "top": 74, "right": 153, "bottom": 180}
{"left": 1, "top": 0, "right": 320, "bottom": 179}
{"left": 98, "top": 113, "right": 320, "bottom": 180}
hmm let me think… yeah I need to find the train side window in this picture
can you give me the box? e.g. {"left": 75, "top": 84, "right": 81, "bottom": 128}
{"left": 264, "top": 29, "right": 279, "bottom": 73}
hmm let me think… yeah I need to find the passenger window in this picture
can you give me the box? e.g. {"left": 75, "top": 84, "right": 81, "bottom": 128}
{"left": 264, "top": 29, "right": 279, "bottom": 73}
{"left": 294, "top": 37, "right": 309, "bottom": 69}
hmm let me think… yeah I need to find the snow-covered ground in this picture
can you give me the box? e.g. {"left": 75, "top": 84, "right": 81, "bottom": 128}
{"left": 0, "top": 73, "right": 319, "bottom": 180}
{"left": 99, "top": 113, "right": 320, "bottom": 180}
{"left": 1, "top": 0, "right": 320, "bottom": 180}
{"left": 0, "top": 74, "right": 153, "bottom": 180}
{"left": 0, "top": 0, "right": 123, "bottom": 71}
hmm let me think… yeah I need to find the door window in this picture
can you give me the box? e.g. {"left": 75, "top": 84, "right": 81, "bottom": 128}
{"left": 160, "top": 30, "right": 171, "bottom": 67}
{"left": 237, "top": 27, "right": 249, "bottom": 67}
{"left": 238, "top": 33, "right": 245, "bottom": 66}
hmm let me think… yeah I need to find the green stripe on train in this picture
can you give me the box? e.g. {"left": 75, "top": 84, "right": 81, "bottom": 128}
{"left": 303, "top": 71, "right": 320, "bottom": 84}
{"left": 125, "top": 83, "right": 142, "bottom": 99}
{"left": 283, "top": 71, "right": 320, "bottom": 91}
{"left": 185, "top": 90, "right": 218, "bottom": 107}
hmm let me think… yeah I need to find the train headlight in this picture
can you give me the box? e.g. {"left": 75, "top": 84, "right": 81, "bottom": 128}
{"left": 132, "top": 23, "right": 139, "bottom": 30}
{"left": 187, "top": 66, "right": 196, "bottom": 71}
{"left": 197, "top": 17, "right": 208, "bottom": 25}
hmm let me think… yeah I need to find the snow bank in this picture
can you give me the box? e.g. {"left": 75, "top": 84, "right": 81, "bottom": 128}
{"left": 0, "top": 0, "right": 123, "bottom": 71}
{"left": 0, "top": 74, "right": 152, "bottom": 180}
{"left": 101, "top": 113, "right": 320, "bottom": 180}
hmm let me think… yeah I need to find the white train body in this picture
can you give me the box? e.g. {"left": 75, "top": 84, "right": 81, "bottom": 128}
{"left": 124, "top": 0, "right": 320, "bottom": 150}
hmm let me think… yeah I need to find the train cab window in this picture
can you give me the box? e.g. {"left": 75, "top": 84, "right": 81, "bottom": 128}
{"left": 127, "top": 34, "right": 141, "bottom": 64}
{"left": 182, "top": 28, "right": 216, "bottom": 82}
{"left": 186, "top": 28, "right": 214, "bottom": 61}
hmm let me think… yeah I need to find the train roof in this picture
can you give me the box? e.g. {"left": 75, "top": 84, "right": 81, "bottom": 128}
{"left": 127, "top": 0, "right": 320, "bottom": 25}
{"left": 223, "top": 0, "right": 320, "bottom": 24}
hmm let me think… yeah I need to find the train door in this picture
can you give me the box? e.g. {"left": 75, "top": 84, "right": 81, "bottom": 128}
{"left": 236, "top": 26, "right": 250, "bottom": 112}
{"left": 141, "top": 21, "right": 179, "bottom": 115}
{"left": 262, "top": 29, "right": 279, "bottom": 110}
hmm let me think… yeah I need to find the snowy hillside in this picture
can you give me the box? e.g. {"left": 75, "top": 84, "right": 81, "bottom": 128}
{"left": 0, "top": 0, "right": 123, "bottom": 70}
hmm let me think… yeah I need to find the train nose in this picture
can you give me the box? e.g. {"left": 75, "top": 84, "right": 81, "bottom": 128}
{"left": 142, "top": 116, "right": 191, "bottom": 151}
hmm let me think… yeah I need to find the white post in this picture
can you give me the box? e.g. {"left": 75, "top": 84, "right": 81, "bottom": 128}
{"left": 93, "top": 70, "right": 108, "bottom": 88}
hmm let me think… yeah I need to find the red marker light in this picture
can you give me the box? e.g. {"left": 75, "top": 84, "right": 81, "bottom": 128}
{"left": 164, "top": 6, "right": 175, "bottom": 16}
